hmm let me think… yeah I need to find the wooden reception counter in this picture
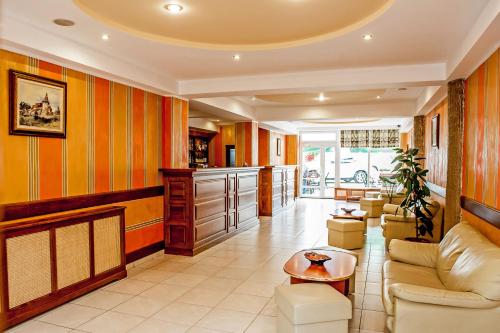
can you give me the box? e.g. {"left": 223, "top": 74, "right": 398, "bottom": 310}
{"left": 259, "top": 165, "right": 298, "bottom": 216}
{"left": 160, "top": 167, "right": 262, "bottom": 255}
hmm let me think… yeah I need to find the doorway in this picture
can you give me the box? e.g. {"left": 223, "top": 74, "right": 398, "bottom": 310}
{"left": 300, "top": 143, "right": 337, "bottom": 198}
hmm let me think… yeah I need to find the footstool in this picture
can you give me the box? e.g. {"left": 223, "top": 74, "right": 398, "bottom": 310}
{"left": 365, "top": 191, "right": 381, "bottom": 199}
{"left": 327, "top": 218, "right": 365, "bottom": 249}
{"left": 275, "top": 283, "right": 351, "bottom": 333}
{"left": 360, "top": 197, "right": 385, "bottom": 218}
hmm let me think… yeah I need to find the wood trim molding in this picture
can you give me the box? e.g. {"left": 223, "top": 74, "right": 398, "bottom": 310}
{"left": 461, "top": 196, "right": 500, "bottom": 229}
{"left": 0, "top": 186, "right": 164, "bottom": 222}
{"left": 125, "top": 241, "right": 165, "bottom": 264}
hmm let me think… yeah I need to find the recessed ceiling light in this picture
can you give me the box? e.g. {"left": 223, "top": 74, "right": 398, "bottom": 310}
{"left": 251, "top": 96, "right": 256, "bottom": 101}
{"left": 233, "top": 54, "right": 241, "bottom": 61}
{"left": 362, "top": 34, "right": 373, "bottom": 41}
{"left": 318, "top": 93, "right": 325, "bottom": 102}
{"left": 53, "top": 19, "right": 75, "bottom": 27}
{"left": 164, "top": 3, "right": 183, "bottom": 14}
{"left": 215, "top": 119, "right": 220, "bottom": 122}
{"left": 376, "top": 95, "right": 382, "bottom": 99}
{"left": 101, "top": 34, "right": 110, "bottom": 41}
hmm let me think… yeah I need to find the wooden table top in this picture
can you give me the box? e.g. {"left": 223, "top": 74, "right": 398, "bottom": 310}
{"left": 283, "top": 249, "right": 357, "bottom": 282}
{"left": 330, "top": 209, "right": 367, "bottom": 219}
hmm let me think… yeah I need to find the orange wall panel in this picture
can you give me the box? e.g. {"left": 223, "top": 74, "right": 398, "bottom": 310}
{"left": 425, "top": 98, "right": 448, "bottom": 188}
{"left": 132, "top": 88, "right": 145, "bottom": 188}
{"left": 462, "top": 48, "right": 500, "bottom": 209}
{"left": 258, "top": 128, "right": 270, "bottom": 166}
{"left": 94, "top": 77, "right": 111, "bottom": 193}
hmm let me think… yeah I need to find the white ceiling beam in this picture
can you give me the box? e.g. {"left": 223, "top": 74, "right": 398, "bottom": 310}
{"left": 178, "top": 63, "right": 446, "bottom": 98}
{"left": 254, "top": 101, "right": 416, "bottom": 121}
{"left": 191, "top": 97, "right": 257, "bottom": 121}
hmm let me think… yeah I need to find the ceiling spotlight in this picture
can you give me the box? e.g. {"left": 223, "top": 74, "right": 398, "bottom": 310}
{"left": 101, "top": 34, "right": 110, "bottom": 41}
{"left": 53, "top": 18, "right": 75, "bottom": 27}
{"left": 251, "top": 96, "right": 256, "bottom": 101}
{"left": 215, "top": 119, "right": 220, "bottom": 122}
{"left": 362, "top": 34, "right": 373, "bottom": 41}
{"left": 376, "top": 95, "right": 382, "bottom": 99}
{"left": 233, "top": 54, "right": 241, "bottom": 61}
{"left": 164, "top": 3, "right": 183, "bottom": 14}
{"left": 318, "top": 93, "right": 325, "bottom": 102}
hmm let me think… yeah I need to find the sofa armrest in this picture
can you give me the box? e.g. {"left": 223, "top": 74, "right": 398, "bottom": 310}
{"left": 389, "top": 239, "right": 438, "bottom": 268}
{"left": 389, "top": 283, "right": 500, "bottom": 309}
{"left": 382, "top": 203, "right": 403, "bottom": 215}
{"left": 383, "top": 213, "right": 416, "bottom": 223}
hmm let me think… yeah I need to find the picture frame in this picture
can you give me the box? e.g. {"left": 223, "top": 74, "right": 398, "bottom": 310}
{"left": 9, "top": 70, "right": 67, "bottom": 138}
{"left": 431, "top": 114, "right": 439, "bottom": 148}
{"left": 277, "top": 138, "right": 281, "bottom": 156}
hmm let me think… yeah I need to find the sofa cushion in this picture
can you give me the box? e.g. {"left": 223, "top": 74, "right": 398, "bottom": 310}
{"left": 382, "top": 260, "right": 445, "bottom": 315}
{"left": 445, "top": 233, "right": 500, "bottom": 300}
{"left": 436, "top": 222, "right": 486, "bottom": 284}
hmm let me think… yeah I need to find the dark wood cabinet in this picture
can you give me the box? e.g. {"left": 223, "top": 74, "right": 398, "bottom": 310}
{"left": 259, "top": 165, "right": 298, "bottom": 216}
{"left": 160, "top": 167, "right": 262, "bottom": 255}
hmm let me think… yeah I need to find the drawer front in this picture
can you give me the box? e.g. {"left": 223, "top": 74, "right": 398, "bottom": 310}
{"left": 272, "top": 171, "right": 283, "bottom": 184}
{"left": 238, "top": 204, "right": 258, "bottom": 225}
{"left": 229, "top": 195, "right": 236, "bottom": 210}
{"left": 196, "top": 216, "right": 226, "bottom": 242}
{"left": 238, "top": 190, "right": 257, "bottom": 208}
{"left": 228, "top": 176, "right": 236, "bottom": 192}
{"left": 194, "top": 178, "right": 226, "bottom": 199}
{"left": 238, "top": 174, "right": 258, "bottom": 191}
{"left": 272, "top": 184, "right": 282, "bottom": 197}
{"left": 195, "top": 197, "right": 226, "bottom": 221}
{"left": 286, "top": 170, "right": 295, "bottom": 180}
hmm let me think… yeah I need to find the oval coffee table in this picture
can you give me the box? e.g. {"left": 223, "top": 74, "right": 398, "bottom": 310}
{"left": 283, "top": 249, "right": 357, "bottom": 296}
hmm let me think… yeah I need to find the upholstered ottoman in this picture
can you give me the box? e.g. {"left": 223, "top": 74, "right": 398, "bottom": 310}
{"left": 275, "top": 283, "right": 351, "bottom": 333}
{"left": 327, "top": 219, "right": 365, "bottom": 249}
{"left": 360, "top": 197, "right": 385, "bottom": 217}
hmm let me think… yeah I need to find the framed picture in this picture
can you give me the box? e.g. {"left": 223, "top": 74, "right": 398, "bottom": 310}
{"left": 9, "top": 70, "right": 67, "bottom": 138}
{"left": 277, "top": 138, "right": 281, "bottom": 156}
{"left": 431, "top": 114, "right": 439, "bottom": 148}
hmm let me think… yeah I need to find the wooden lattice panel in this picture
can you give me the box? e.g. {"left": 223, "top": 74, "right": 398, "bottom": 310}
{"left": 6, "top": 231, "right": 52, "bottom": 309}
{"left": 93, "top": 216, "right": 121, "bottom": 274}
{"left": 56, "top": 223, "right": 91, "bottom": 289}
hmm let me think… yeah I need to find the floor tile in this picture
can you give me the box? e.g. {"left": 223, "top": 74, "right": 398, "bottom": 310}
{"left": 349, "top": 293, "right": 364, "bottom": 310}
{"left": 364, "top": 282, "right": 382, "bottom": 296}
{"left": 245, "top": 315, "right": 277, "bottom": 333}
{"left": 216, "top": 267, "right": 255, "bottom": 280}
{"left": 182, "top": 264, "right": 222, "bottom": 276}
{"left": 128, "top": 318, "right": 190, "bottom": 333}
{"left": 112, "top": 296, "right": 168, "bottom": 317}
{"left": 363, "top": 294, "right": 385, "bottom": 312}
{"left": 71, "top": 290, "right": 133, "bottom": 310}
{"left": 154, "top": 261, "right": 193, "bottom": 272}
{"left": 260, "top": 298, "right": 278, "bottom": 317}
{"left": 162, "top": 272, "right": 208, "bottom": 287}
{"left": 234, "top": 280, "right": 278, "bottom": 298}
{"left": 200, "top": 277, "right": 243, "bottom": 291}
{"left": 139, "top": 284, "right": 191, "bottom": 302}
{"left": 153, "top": 302, "right": 212, "bottom": 325}
{"left": 187, "top": 327, "right": 226, "bottom": 333}
{"left": 7, "top": 321, "right": 72, "bottom": 333}
{"left": 77, "top": 311, "right": 144, "bottom": 333}
{"left": 38, "top": 304, "right": 105, "bottom": 328}
{"left": 360, "top": 310, "right": 386, "bottom": 331}
{"left": 197, "top": 309, "right": 256, "bottom": 333}
{"left": 349, "top": 309, "right": 361, "bottom": 329}
{"left": 104, "top": 279, "right": 155, "bottom": 295}
{"left": 129, "top": 269, "right": 175, "bottom": 283}
{"left": 179, "top": 287, "right": 230, "bottom": 307}
{"left": 216, "top": 294, "right": 269, "bottom": 314}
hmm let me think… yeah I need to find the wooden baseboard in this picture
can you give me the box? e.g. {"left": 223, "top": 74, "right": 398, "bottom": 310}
{"left": 126, "top": 241, "right": 165, "bottom": 264}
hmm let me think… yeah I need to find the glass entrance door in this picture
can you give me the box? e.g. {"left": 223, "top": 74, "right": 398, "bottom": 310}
{"left": 301, "top": 144, "right": 336, "bottom": 198}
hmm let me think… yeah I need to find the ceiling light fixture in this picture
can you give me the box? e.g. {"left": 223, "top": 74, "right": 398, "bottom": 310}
{"left": 376, "top": 95, "right": 382, "bottom": 99}
{"left": 101, "top": 33, "right": 110, "bottom": 41}
{"left": 318, "top": 93, "right": 325, "bottom": 102}
{"left": 362, "top": 34, "right": 373, "bottom": 41}
{"left": 233, "top": 54, "right": 241, "bottom": 61}
{"left": 164, "top": 3, "right": 183, "bottom": 14}
{"left": 251, "top": 96, "right": 256, "bottom": 101}
{"left": 53, "top": 19, "right": 75, "bottom": 27}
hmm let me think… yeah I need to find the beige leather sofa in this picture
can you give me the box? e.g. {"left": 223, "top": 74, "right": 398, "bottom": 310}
{"left": 382, "top": 222, "right": 500, "bottom": 333}
{"left": 381, "top": 200, "right": 442, "bottom": 248}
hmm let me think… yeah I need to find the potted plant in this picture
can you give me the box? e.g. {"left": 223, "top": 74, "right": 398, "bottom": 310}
{"left": 387, "top": 147, "right": 434, "bottom": 242}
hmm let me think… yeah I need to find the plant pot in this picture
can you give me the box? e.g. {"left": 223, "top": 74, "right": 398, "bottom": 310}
{"left": 404, "top": 237, "right": 431, "bottom": 243}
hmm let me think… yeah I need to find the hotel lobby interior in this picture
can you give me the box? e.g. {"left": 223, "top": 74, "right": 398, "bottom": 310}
{"left": 0, "top": 0, "right": 499, "bottom": 332}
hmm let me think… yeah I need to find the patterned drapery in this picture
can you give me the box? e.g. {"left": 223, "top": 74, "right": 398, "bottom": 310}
{"left": 340, "top": 130, "right": 370, "bottom": 148}
{"left": 370, "top": 129, "right": 400, "bottom": 148}
{"left": 340, "top": 129, "right": 399, "bottom": 148}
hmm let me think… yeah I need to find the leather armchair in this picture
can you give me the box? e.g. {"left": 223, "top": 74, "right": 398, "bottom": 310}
{"left": 382, "top": 223, "right": 500, "bottom": 333}
{"left": 381, "top": 200, "right": 442, "bottom": 248}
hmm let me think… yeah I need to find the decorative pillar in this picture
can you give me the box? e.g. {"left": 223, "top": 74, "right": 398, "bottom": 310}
{"left": 235, "top": 121, "right": 259, "bottom": 166}
{"left": 285, "top": 135, "right": 299, "bottom": 165}
{"left": 161, "top": 96, "right": 189, "bottom": 169}
{"left": 444, "top": 79, "right": 465, "bottom": 234}
{"left": 413, "top": 116, "right": 425, "bottom": 159}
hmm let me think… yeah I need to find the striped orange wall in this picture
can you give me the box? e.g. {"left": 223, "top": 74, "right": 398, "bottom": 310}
{"left": 235, "top": 122, "right": 258, "bottom": 166}
{"left": 425, "top": 98, "right": 448, "bottom": 188}
{"left": 462, "top": 48, "right": 500, "bottom": 209}
{"left": 209, "top": 124, "right": 235, "bottom": 167}
{"left": 0, "top": 49, "right": 188, "bottom": 254}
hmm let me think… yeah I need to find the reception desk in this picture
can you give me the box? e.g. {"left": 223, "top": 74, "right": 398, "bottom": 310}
{"left": 160, "top": 167, "right": 262, "bottom": 255}
{"left": 259, "top": 165, "right": 298, "bottom": 216}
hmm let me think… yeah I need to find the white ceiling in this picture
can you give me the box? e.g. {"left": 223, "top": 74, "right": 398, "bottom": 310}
{"left": 1, "top": 0, "right": 499, "bottom": 134}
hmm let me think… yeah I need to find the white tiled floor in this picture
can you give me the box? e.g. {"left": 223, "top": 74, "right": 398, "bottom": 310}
{"left": 7, "top": 198, "right": 388, "bottom": 333}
